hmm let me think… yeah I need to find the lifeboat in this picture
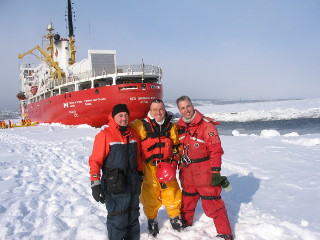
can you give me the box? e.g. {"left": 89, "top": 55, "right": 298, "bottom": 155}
{"left": 16, "top": 91, "right": 27, "bottom": 100}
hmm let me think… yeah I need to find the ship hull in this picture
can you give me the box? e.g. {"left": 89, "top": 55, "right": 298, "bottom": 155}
{"left": 24, "top": 83, "right": 162, "bottom": 127}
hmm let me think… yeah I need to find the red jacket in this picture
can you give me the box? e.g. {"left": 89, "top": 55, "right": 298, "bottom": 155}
{"left": 89, "top": 115, "right": 142, "bottom": 182}
{"left": 177, "top": 110, "right": 223, "bottom": 169}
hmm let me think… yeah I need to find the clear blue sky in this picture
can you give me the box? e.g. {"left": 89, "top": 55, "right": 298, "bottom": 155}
{"left": 1, "top": 0, "right": 319, "bottom": 110}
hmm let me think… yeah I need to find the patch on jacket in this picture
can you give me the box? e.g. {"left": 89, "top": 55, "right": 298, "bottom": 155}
{"left": 194, "top": 143, "right": 199, "bottom": 148}
{"left": 208, "top": 132, "right": 215, "bottom": 137}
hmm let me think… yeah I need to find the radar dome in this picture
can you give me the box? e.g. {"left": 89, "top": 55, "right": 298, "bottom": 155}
{"left": 54, "top": 34, "right": 61, "bottom": 41}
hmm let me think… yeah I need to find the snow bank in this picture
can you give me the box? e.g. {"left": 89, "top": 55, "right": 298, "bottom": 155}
{"left": 1, "top": 98, "right": 320, "bottom": 240}
{"left": 167, "top": 98, "right": 320, "bottom": 122}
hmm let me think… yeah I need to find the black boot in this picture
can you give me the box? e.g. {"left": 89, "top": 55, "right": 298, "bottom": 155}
{"left": 181, "top": 218, "right": 192, "bottom": 229}
{"left": 148, "top": 219, "right": 159, "bottom": 237}
{"left": 216, "top": 234, "right": 234, "bottom": 240}
{"left": 170, "top": 216, "right": 182, "bottom": 232}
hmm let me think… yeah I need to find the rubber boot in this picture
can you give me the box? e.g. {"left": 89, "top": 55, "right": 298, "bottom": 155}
{"left": 170, "top": 216, "right": 182, "bottom": 232}
{"left": 148, "top": 219, "right": 159, "bottom": 237}
{"left": 181, "top": 218, "right": 192, "bottom": 229}
{"left": 216, "top": 234, "right": 234, "bottom": 240}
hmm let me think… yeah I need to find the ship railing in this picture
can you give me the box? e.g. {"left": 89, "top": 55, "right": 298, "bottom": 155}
{"left": 65, "top": 71, "right": 94, "bottom": 83}
{"left": 20, "top": 63, "right": 37, "bottom": 69}
{"left": 117, "top": 65, "right": 162, "bottom": 75}
{"left": 51, "top": 71, "right": 90, "bottom": 87}
{"left": 51, "top": 64, "right": 162, "bottom": 88}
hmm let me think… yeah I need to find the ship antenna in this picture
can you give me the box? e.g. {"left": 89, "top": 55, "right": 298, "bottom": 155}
{"left": 67, "top": 0, "right": 76, "bottom": 65}
{"left": 67, "top": 0, "right": 74, "bottom": 37}
{"left": 142, "top": 59, "right": 144, "bottom": 82}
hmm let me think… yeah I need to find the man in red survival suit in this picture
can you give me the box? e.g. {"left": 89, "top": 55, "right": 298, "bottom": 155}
{"left": 88, "top": 104, "right": 143, "bottom": 240}
{"left": 176, "top": 96, "right": 234, "bottom": 240}
{"left": 131, "top": 99, "right": 182, "bottom": 237}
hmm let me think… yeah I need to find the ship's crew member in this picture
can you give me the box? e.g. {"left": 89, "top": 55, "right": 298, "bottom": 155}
{"left": 89, "top": 104, "right": 143, "bottom": 240}
{"left": 26, "top": 118, "right": 32, "bottom": 126}
{"left": 0, "top": 121, "right": 6, "bottom": 129}
{"left": 176, "top": 96, "right": 234, "bottom": 240}
{"left": 131, "top": 99, "right": 182, "bottom": 237}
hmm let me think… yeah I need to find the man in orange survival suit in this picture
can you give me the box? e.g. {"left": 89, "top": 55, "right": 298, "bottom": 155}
{"left": 89, "top": 104, "right": 143, "bottom": 240}
{"left": 176, "top": 96, "right": 234, "bottom": 240}
{"left": 131, "top": 99, "right": 182, "bottom": 237}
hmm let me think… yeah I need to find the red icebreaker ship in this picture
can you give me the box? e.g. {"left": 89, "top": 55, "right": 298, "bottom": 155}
{"left": 17, "top": 0, "right": 163, "bottom": 127}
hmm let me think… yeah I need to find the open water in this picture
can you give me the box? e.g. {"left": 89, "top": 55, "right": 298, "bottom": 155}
{"left": 217, "top": 118, "right": 320, "bottom": 136}
{"left": 1, "top": 107, "right": 319, "bottom": 136}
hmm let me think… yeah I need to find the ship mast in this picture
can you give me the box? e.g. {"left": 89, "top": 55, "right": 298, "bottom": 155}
{"left": 46, "top": 24, "right": 54, "bottom": 59}
{"left": 67, "top": 0, "right": 76, "bottom": 65}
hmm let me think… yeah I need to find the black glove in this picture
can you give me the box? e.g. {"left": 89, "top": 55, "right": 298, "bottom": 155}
{"left": 211, "top": 173, "right": 223, "bottom": 186}
{"left": 220, "top": 176, "right": 230, "bottom": 188}
{"left": 91, "top": 184, "right": 105, "bottom": 204}
{"left": 211, "top": 173, "right": 232, "bottom": 191}
{"left": 138, "top": 171, "right": 144, "bottom": 182}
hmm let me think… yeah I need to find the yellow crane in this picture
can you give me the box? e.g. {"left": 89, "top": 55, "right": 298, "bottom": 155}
{"left": 18, "top": 45, "right": 65, "bottom": 80}
{"left": 18, "top": 0, "right": 76, "bottom": 80}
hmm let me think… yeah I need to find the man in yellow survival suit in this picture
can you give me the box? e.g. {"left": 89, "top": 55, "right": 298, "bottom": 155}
{"left": 132, "top": 99, "right": 182, "bottom": 237}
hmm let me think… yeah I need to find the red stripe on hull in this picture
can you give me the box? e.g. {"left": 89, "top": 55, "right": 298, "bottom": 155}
{"left": 24, "top": 83, "right": 162, "bottom": 127}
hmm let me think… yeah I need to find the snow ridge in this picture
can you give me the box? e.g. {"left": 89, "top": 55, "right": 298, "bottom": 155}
{"left": 1, "top": 97, "right": 320, "bottom": 240}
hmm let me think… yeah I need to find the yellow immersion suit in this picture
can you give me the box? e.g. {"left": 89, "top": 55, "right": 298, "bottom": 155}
{"left": 132, "top": 116, "right": 182, "bottom": 219}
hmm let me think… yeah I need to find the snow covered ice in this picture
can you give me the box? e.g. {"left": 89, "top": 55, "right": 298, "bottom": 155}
{"left": 0, "top": 98, "right": 319, "bottom": 240}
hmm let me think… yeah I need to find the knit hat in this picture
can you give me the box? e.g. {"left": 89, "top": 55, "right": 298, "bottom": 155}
{"left": 112, "top": 104, "right": 129, "bottom": 118}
